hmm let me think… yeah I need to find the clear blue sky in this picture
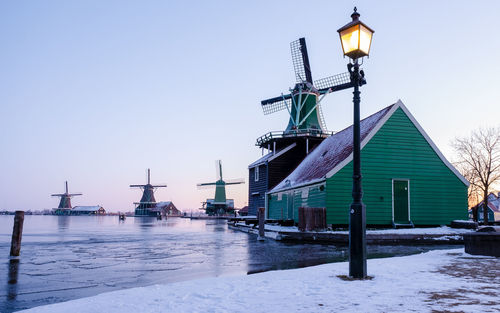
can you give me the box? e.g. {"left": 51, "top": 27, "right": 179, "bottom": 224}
{"left": 1, "top": 1, "right": 499, "bottom": 212}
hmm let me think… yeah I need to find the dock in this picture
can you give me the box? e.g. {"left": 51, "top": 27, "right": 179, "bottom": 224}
{"left": 228, "top": 221, "right": 471, "bottom": 245}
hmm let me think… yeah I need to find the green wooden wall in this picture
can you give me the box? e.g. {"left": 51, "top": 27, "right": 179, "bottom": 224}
{"left": 326, "top": 108, "right": 468, "bottom": 225}
{"left": 267, "top": 183, "right": 326, "bottom": 221}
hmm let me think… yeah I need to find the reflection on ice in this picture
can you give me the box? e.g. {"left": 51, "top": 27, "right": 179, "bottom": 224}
{"left": 7, "top": 259, "right": 19, "bottom": 300}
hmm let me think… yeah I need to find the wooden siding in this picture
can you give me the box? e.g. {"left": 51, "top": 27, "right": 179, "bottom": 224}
{"left": 251, "top": 141, "right": 318, "bottom": 217}
{"left": 248, "top": 165, "right": 267, "bottom": 216}
{"left": 268, "top": 183, "right": 326, "bottom": 222}
{"left": 326, "top": 108, "right": 468, "bottom": 225}
{"left": 267, "top": 144, "right": 308, "bottom": 189}
{"left": 268, "top": 192, "right": 286, "bottom": 220}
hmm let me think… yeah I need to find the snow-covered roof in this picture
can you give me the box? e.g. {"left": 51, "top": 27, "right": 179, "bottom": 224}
{"left": 270, "top": 100, "right": 469, "bottom": 193}
{"left": 156, "top": 201, "right": 173, "bottom": 208}
{"left": 248, "top": 152, "right": 273, "bottom": 169}
{"left": 475, "top": 193, "right": 500, "bottom": 213}
{"left": 271, "top": 104, "right": 395, "bottom": 192}
{"left": 72, "top": 206, "right": 102, "bottom": 212}
{"left": 248, "top": 143, "right": 297, "bottom": 168}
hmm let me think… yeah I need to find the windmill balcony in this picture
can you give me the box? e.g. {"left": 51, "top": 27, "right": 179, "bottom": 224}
{"left": 256, "top": 129, "right": 334, "bottom": 147}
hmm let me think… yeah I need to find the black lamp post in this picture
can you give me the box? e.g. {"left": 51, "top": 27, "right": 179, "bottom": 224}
{"left": 337, "top": 7, "right": 374, "bottom": 279}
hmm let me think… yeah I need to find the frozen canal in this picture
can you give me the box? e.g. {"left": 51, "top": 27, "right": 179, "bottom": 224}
{"left": 0, "top": 215, "right": 458, "bottom": 312}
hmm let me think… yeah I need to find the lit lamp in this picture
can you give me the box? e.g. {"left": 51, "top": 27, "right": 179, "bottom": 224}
{"left": 337, "top": 7, "right": 374, "bottom": 279}
{"left": 338, "top": 7, "right": 374, "bottom": 60}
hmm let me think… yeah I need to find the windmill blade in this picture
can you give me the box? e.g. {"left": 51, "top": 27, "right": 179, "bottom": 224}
{"left": 197, "top": 183, "right": 216, "bottom": 190}
{"left": 215, "top": 160, "right": 221, "bottom": 180}
{"left": 261, "top": 95, "right": 292, "bottom": 115}
{"left": 151, "top": 185, "right": 167, "bottom": 188}
{"left": 290, "top": 38, "right": 313, "bottom": 83}
{"left": 68, "top": 193, "right": 83, "bottom": 196}
{"left": 314, "top": 72, "right": 364, "bottom": 94}
{"left": 225, "top": 178, "right": 245, "bottom": 185}
{"left": 197, "top": 182, "right": 217, "bottom": 186}
{"left": 51, "top": 194, "right": 65, "bottom": 197}
{"left": 130, "top": 184, "right": 146, "bottom": 188}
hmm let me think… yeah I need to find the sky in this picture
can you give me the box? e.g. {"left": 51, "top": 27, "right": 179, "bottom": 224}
{"left": 1, "top": 1, "right": 499, "bottom": 212}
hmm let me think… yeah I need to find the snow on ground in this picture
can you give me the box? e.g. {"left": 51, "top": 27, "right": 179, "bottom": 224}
{"left": 20, "top": 249, "right": 499, "bottom": 313}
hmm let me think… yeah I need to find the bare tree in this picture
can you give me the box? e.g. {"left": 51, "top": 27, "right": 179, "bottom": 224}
{"left": 452, "top": 127, "right": 500, "bottom": 225}
{"left": 455, "top": 163, "right": 481, "bottom": 208}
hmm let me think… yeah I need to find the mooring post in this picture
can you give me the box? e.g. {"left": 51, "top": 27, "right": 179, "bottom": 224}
{"left": 10, "top": 211, "right": 25, "bottom": 257}
{"left": 258, "top": 207, "right": 265, "bottom": 241}
{"left": 298, "top": 207, "right": 305, "bottom": 231}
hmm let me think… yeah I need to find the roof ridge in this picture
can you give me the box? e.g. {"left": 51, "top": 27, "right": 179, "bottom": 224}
{"left": 331, "top": 102, "right": 398, "bottom": 138}
{"left": 270, "top": 102, "right": 397, "bottom": 193}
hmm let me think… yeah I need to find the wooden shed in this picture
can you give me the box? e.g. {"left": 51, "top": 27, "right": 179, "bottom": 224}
{"left": 267, "top": 101, "right": 469, "bottom": 227}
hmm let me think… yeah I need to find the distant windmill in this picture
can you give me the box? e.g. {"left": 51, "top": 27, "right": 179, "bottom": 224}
{"left": 51, "top": 181, "right": 82, "bottom": 209}
{"left": 197, "top": 160, "right": 244, "bottom": 216}
{"left": 130, "top": 168, "right": 167, "bottom": 216}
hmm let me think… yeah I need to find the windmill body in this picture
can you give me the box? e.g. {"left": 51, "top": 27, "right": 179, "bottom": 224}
{"left": 248, "top": 37, "right": 365, "bottom": 216}
{"left": 198, "top": 160, "right": 244, "bottom": 216}
{"left": 51, "top": 181, "right": 82, "bottom": 215}
{"left": 130, "top": 169, "right": 167, "bottom": 217}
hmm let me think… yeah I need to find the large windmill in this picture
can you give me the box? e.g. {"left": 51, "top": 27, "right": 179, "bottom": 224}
{"left": 130, "top": 168, "right": 167, "bottom": 216}
{"left": 51, "top": 181, "right": 82, "bottom": 215}
{"left": 258, "top": 37, "right": 365, "bottom": 150}
{"left": 197, "top": 160, "right": 244, "bottom": 216}
{"left": 248, "top": 37, "right": 366, "bottom": 215}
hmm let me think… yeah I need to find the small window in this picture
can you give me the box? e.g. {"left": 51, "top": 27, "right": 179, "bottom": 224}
{"left": 255, "top": 166, "right": 259, "bottom": 182}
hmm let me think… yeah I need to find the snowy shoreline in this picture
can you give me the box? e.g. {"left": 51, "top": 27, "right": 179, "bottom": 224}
{"left": 19, "top": 248, "right": 499, "bottom": 313}
{"left": 229, "top": 223, "right": 474, "bottom": 244}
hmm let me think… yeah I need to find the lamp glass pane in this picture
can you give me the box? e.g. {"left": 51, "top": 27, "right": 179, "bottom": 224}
{"left": 340, "top": 25, "right": 360, "bottom": 55}
{"left": 359, "top": 25, "right": 373, "bottom": 55}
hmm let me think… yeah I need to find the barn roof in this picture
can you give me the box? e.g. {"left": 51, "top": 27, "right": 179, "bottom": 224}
{"left": 270, "top": 100, "right": 469, "bottom": 193}
{"left": 248, "top": 143, "right": 297, "bottom": 169}
{"left": 474, "top": 193, "right": 500, "bottom": 213}
{"left": 156, "top": 201, "right": 174, "bottom": 208}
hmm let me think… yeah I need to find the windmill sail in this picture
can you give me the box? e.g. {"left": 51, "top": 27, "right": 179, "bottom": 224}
{"left": 225, "top": 178, "right": 245, "bottom": 184}
{"left": 314, "top": 72, "right": 360, "bottom": 94}
{"left": 261, "top": 97, "right": 292, "bottom": 115}
{"left": 216, "top": 160, "right": 223, "bottom": 181}
{"left": 291, "top": 38, "right": 313, "bottom": 83}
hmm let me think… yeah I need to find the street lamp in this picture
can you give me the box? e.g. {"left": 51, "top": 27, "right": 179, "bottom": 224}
{"left": 337, "top": 7, "right": 374, "bottom": 279}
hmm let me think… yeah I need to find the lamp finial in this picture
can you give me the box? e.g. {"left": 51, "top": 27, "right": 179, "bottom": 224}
{"left": 351, "top": 7, "right": 360, "bottom": 21}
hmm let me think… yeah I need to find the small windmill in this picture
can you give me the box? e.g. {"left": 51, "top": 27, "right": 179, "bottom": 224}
{"left": 130, "top": 168, "right": 167, "bottom": 216}
{"left": 197, "top": 160, "right": 244, "bottom": 216}
{"left": 51, "top": 181, "right": 82, "bottom": 209}
{"left": 258, "top": 37, "right": 366, "bottom": 148}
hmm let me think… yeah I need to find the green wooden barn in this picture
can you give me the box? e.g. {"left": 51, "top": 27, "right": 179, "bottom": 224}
{"left": 266, "top": 100, "right": 469, "bottom": 227}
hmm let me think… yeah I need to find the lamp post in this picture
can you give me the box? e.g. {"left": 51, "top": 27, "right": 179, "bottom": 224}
{"left": 337, "top": 7, "right": 374, "bottom": 279}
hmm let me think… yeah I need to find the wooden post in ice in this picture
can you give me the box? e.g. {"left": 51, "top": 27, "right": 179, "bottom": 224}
{"left": 258, "top": 207, "right": 265, "bottom": 241}
{"left": 10, "top": 211, "right": 24, "bottom": 257}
